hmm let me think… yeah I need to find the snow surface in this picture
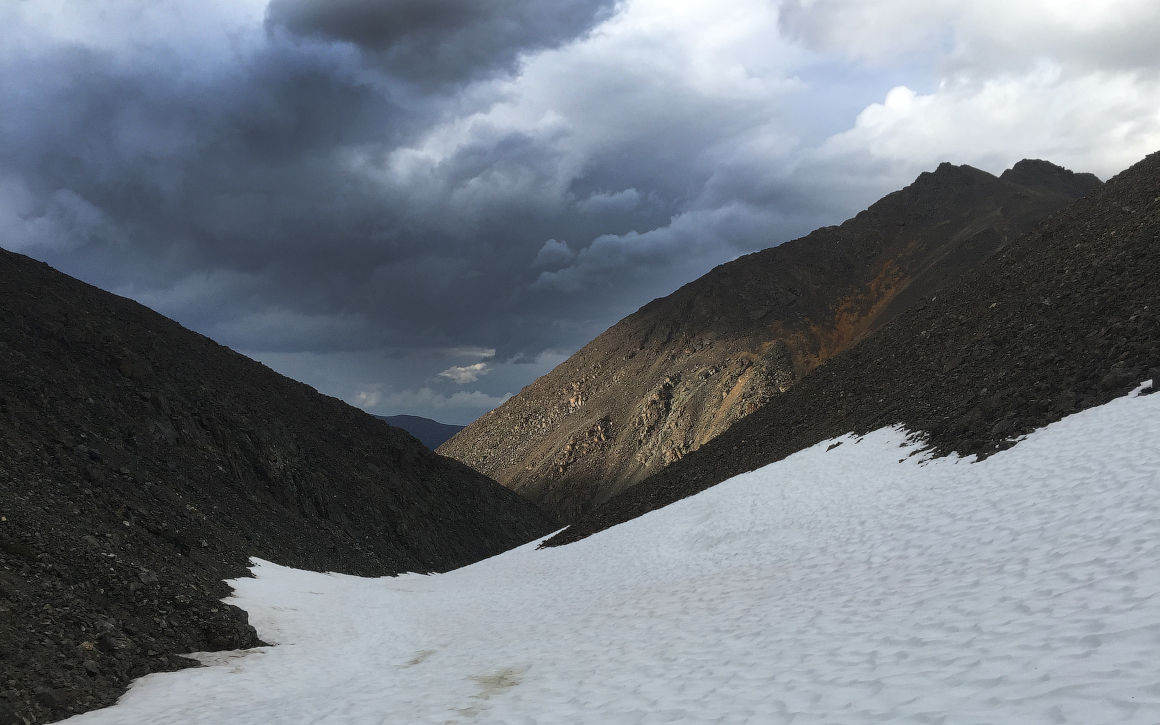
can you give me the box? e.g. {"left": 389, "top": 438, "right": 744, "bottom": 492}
{"left": 67, "top": 385, "right": 1160, "bottom": 724}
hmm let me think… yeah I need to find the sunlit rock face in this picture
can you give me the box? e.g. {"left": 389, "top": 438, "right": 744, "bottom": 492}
{"left": 441, "top": 159, "right": 1100, "bottom": 522}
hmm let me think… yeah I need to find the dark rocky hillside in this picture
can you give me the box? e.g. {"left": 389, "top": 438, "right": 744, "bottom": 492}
{"left": 547, "top": 150, "right": 1160, "bottom": 548}
{"left": 375, "top": 415, "right": 465, "bottom": 450}
{"left": 0, "top": 249, "right": 556, "bottom": 724}
{"left": 441, "top": 160, "right": 1101, "bottom": 523}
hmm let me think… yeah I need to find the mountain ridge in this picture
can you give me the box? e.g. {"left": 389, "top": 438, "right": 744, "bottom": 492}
{"left": 375, "top": 415, "right": 465, "bottom": 450}
{"left": 547, "top": 150, "right": 1160, "bottom": 547}
{"left": 440, "top": 159, "right": 1101, "bottom": 522}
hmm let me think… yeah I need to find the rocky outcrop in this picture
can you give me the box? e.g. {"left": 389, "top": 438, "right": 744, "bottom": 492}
{"left": 440, "top": 160, "right": 1101, "bottom": 522}
{"left": 0, "top": 248, "right": 556, "bottom": 724}
{"left": 547, "top": 150, "right": 1160, "bottom": 547}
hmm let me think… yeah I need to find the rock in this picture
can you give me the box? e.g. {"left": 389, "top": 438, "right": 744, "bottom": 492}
{"left": 83, "top": 660, "right": 101, "bottom": 675}
{"left": 1143, "top": 368, "right": 1160, "bottom": 396}
{"left": 1053, "top": 391, "right": 1077, "bottom": 413}
{"left": 33, "top": 685, "right": 61, "bottom": 708}
{"left": 0, "top": 701, "right": 19, "bottom": 725}
{"left": 1100, "top": 368, "right": 1134, "bottom": 390}
{"left": 989, "top": 419, "right": 1013, "bottom": 438}
{"left": 96, "top": 634, "right": 118, "bottom": 653}
{"left": 776, "top": 288, "right": 799, "bottom": 306}
{"left": 0, "top": 540, "right": 36, "bottom": 563}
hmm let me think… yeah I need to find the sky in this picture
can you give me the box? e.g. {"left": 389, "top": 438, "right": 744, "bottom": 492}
{"left": 2, "top": 0, "right": 1159, "bottom": 424}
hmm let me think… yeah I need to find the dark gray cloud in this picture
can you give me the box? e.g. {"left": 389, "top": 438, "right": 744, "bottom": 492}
{"left": 266, "top": 0, "right": 617, "bottom": 85}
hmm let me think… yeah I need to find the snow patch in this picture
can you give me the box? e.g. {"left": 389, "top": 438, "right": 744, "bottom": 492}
{"left": 66, "top": 390, "right": 1160, "bottom": 724}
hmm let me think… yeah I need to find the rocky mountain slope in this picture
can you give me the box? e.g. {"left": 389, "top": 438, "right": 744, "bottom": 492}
{"left": 0, "top": 249, "right": 556, "bottom": 725}
{"left": 375, "top": 415, "right": 465, "bottom": 450}
{"left": 546, "top": 150, "right": 1160, "bottom": 548}
{"left": 440, "top": 160, "right": 1101, "bottom": 522}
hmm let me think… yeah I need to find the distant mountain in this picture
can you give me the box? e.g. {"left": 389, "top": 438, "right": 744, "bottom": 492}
{"left": 375, "top": 415, "right": 465, "bottom": 450}
{"left": 0, "top": 249, "right": 556, "bottom": 724}
{"left": 547, "top": 150, "right": 1160, "bottom": 547}
{"left": 440, "top": 159, "right": 1102, "bottom": 523}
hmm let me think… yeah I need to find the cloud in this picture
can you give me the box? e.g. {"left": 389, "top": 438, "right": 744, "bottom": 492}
{"left": 575, "top": 188, "right": 640, "bottom": 214}
{"left": 439, "top": 362, "right": 490, "bottom": 384}
{"left": 777, "top": 0, "right": 1160, "bottom": 73}
{"left": 0, "top": 182, "right": 125, "bottom": 253}
{"left": 2, "top": 0, "right": 1158, "bottom": 424}
{"left": 818, "top": 65, "right": 1160, "bottom": 179}
{"left": 352, "top": 386, "right": 513, "bottom": 424}
{"left": 265, "top": 0, "right": 616, "bottom": 86}
{"left": 1, "top": 0, "right": 268, "bottom": 63}
{"left": 531, "top": 239, "right": 577, "bottom": 269}
{"left": 247, "top": 347, "right": 564, "bottom": 425}
{"left": 212, "top": 308, "right": 376, "bottom": 353}
{"left": 530, "top": 202, "right": 792, "bottom": 294}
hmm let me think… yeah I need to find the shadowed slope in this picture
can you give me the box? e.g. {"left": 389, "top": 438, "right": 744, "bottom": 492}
{"left": 0, "top": 249, "right": 556, "bottom": 723}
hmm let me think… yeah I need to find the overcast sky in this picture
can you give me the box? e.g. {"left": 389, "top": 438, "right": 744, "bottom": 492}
{"left": 3, "top": 0, "right": 1159, "bottom": 424}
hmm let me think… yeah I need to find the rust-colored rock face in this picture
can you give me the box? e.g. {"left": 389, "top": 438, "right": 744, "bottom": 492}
{"left": 548, "top": 149, "right": 1160, "bottom": 548}
{"left": 439, "top": 160, "right": 1101, "bottom": 522}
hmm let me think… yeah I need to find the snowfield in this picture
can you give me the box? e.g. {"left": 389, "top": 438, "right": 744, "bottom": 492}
{"left": 67, "top": 385, "right": 1160, "bottom": 724}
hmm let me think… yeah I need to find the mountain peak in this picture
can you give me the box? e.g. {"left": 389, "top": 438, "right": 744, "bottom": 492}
{"left": 1001, "top": 158, "right": 1103, "bottom": 196}
{"left": 1004, "top": 158, "right": 1071, "bottom": 178}
{"left": 911, "top": 161, "right": 993, "bottom": 190}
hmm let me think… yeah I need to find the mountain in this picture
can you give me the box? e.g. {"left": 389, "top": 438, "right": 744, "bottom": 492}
{"left": 546, "top": 150, "right": 1160, "bottom": 548}
{"left": 375, "top": 415, "right": 465, "bottom": 450}
{"left": 439, "top": 160, "right": 1102, "bottom": 523}
{"left": 0, "top": 249, "right": 556, "bottom": 724}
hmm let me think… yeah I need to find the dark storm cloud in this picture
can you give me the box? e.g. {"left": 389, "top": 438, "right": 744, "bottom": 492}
{"left": 0, "top": 0, "right": 887, "bottom": 423}
{"left": 0, "top": 39, "right": 412, "bottom": 316}
{"left": 5, "top": 0, "right": 1153, "bottom": 423}
{"left": 266, "top": 0, "right": 617, "bottom": 85}
{"left": 0, "top": 0, "right": 653, "bottom": 374}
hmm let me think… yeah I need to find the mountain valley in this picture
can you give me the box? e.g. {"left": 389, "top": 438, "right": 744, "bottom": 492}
{"left": 0, "top": 252, "right": 555, "bottom": 724}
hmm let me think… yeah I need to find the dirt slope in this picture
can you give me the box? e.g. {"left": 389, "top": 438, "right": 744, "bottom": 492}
{"left": 547, "top": 150, "right": 1160, "bottom": 548}
{"left": 0, "top": 249, "right": 556, "bottom": 724}
{"left": 440, "top": 160, "right": 1100, "bottom": 522}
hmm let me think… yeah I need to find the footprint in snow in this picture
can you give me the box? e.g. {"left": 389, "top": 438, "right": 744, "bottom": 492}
{"left": 449, "top": 666, "right": 526, "bottom": 720}
{"left": 400, "top": 649, "right": 436, "bottom": 668}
